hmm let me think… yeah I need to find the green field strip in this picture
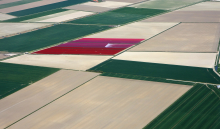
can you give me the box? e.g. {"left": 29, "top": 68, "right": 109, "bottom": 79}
{"left": 4, "top": 73, "right": 100, "bottom": 129}
{"left": 23, "top": 10, "right": 77, "bottom": 22}
{"left": 131, "top": 0, "right": 205, "bottom": 10}
{"left": 0, "top": 0, "right": 41, "bottom": 10}
{"left": 0, "top": 62, "right": 59, "bottom": 99}
{"left": 68, "top": 7, "right": 167, "bottom": 25}
{"left": 3, "top": 8, "right": 69, "bottom": 22}
{"left": 0, "top": 24, "right": 111, "bottom": 52}
{"left": 8, "top": 0, "right": 90, "bottom": 16}
{"left": 101, "top": 73, "right": 194, "bottom": 86}
{"left": 88, "top": 59, "right": 220, "bottom": 84}
{"left": 143, "top": 84, "right": 220, "bottom": 129}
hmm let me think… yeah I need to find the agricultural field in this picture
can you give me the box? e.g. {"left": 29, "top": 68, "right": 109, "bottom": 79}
{"left": 130, "top": 0, "right": 204, "bottom": 10}
{"left": 2, "top": 54, "right": 112, "bottom": 70}
{"left": 144, "top": 84, "right": 220, "bottom": 129}
{"left": 0, "top": 24, "right": 112, "bottom": 52}
{"left": 113, "top": 52, "right": 217, "bottom": 68}
{"left": 0, "top": 23, "right": 51, "bottom": 37}
{"left": 0, "top": 62, "right": 59, "bottom": 99}
{"left": 0, "top": 0, "right": 220, "bottom": 128}
{"left": 6, "top": 76, "right": 191, "bottom": 129}
{"left": 6, "top": 0, "right": 90, "bottom": 16}
{"left": 86, "top": 22, "right": 178, "bottom": 39}
{"left": 68, "top": 7, "right": 167, "bottom": 25}
{"left": 89, "top": 59, "right": 220, "bottom": 84}
{"left": 129, "top": 23, "right": 220, "bottom": 53}
{"left": 33, "top": 38, "right": 144, "bottom": 55}
{"left": 0, "top": 70, "right": 99, "bottom": 129}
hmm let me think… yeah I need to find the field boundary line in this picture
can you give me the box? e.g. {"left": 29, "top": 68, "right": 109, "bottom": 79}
{"left": 150, "top": 85, "right": 202, "bottom": 129}
{"left": 171, "top": 91, "right": 212, "bottom": 129}
{"left": 4, "top": 74, "right": 100, "bottom": 129}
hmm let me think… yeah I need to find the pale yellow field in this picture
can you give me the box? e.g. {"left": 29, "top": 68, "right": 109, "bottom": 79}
{"left": 0, "top": 70, "right": 99, "bottom": 129}
{"left": 8, "top": 76, "right": 191, "bottom": 129}
{"left": 2, "top": 54, "right": 112, "bottom": 70}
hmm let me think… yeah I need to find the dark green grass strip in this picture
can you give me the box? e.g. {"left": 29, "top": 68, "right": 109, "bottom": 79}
{"left": 68, "top": 7, "right": 167, "bottom": 25}
{"left": 0, "top": 0, "right": 41, "bottom": 9}
{"left": 0, "top": 24, "right": 111, "bottom": 52}
{"left": 101, "top": 73, "right": 194, "bottom": 86}
{"left": 0, "top": 62, "right": 59, "bottom": 99}
{"left": 8, "top": 0, "right": 90, "bottom": 16}
{"left": 3, "top": 9, "right": 68, "bottom": 22}
{"left": 88, "top": 59, "right": 220, "bottom": 84}
{"left": 143, "top": 84, "right": 220, "bottom": 129}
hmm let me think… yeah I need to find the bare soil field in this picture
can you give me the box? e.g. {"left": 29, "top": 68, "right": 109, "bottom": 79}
{"left": 64, "top": 5, "right": 111, "bottom": 13}
{"left": 2, "top": 54, "right": 112, "bottom": 70}
{"left": 0, "top": 13, "right": 16, "bottom": 20}
{"left": 142, "top": 11, "right": 220, "bottom": 22}
{"left": 113, "top": 52, "right": 217, "bottom": 68}
{"left": 129, "top": 23, "right": 220, "bottom": 52}
{"left": 86, "top": 22, "right": 178, "bottom": 39}
{"left": 0, "top": 23, "right": 51, "bottom": 37}
{"left": 7, "top": 76, "right": 191, "bottom": 129}
{"left": 0, "top": 0, "right": 66, "bottom": 13}
{"left": 0, "top": 70, "right": 99, "bottom": 129}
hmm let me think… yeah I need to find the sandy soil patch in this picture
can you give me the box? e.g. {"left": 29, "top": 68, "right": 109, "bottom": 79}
{"left": 86, "top": 22, "right": 178, "bottom": 39}
{"left": 81, "top": 1, "right": 132, "bottom": 8}
{"left": 64, "top": 4, "right": 111, "bottom": 13}
{"left": 24, "top": 10, "right": 78, "bottom": 22}
{"left": 114, "top": 52, "right": 217, "bottom": 68}
{"left": 142, "top": 11, "right": 220, "bottom": 22}
{"left": 37, "top": 11, "right": 94, "bottom": 23}
{"left": 0, "top": 0, "right": 66, "bottom": 13}
{"left": 129, "top": 23, "right": 220, "bottom": 52}
{"left": 177, "top": 2, "right": 220, "bottom": 11}
{"left": 2, "top": 54, "right": 112, "bottom": 70}
{"left": 7, "top": 76, "right": 191, "bottom": 129}
{"left": 0, "top": 23, "right": 51, "bottom": 37}
{"left": 0, "top": 13, "right": 16, "bottom": 20}
{"left": 0, "top": 70, "right": 99, "bottom": 129}
{"left": 0, "top": 0, "right": 21, "bottom": 5}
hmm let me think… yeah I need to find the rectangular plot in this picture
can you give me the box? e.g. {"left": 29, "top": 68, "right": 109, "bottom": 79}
{"left": 8, "top": 0, "right": 90, "bottom": 16}
{"left": 89, "top": 59, "right": 220, "bottom": 84}
{"left": 0, "top": 0, "right": 41, "bottom": 9}
{"left": 178, "top": 2, "right": 220, "bottom": 11}
{"left": 113, "top": 52, "right": 217, "bottom": 68}
{"left": 0, "top": 62, "right": 59, "bottom": 99}
{"left": 86, "top": 22, "right": 178, "bottom": 39}
{"left": 106, "top": 0, "right": 145, "bottom": 3}
{"left": 0, "top": 13, "right": 15, "bottom": 20}
{"left": 130, "top": 0, "right": 203, "bottom": 10}
{"left": 0, "top": 24, "right": 111, "bottom": 52}
{"left": 23, "top": 10, "right": 77, "bottom": 22}
{"left": 0, "top": 0, "right": 66, "bottom": 14}
{"left": 64, "top": 4, "right": 111, "bottom": 13}
{"left": 0, "top": 23, "right": 51, "bottom": 37}
{"left": 3, "top": 9, "right": 68, "bottom": 22}
{"left": 129, "top": 23, "right": 220, "bottom": 52}
{"left": 2, "top": 54, "right": 112, "bottom": 70}
{"left": 37, "top": 11, "right": 93, "bottom": 22}
{"left": 73, "top": 38, "right": 144, "bottom": 43}
{"left": 33, "top": 47, "right": 124, "bottom": 55}
{"left": 68, "top": 7, "right": 167, "bottom": 25}
{"left": 144, "top": 84, "right": 220, "bottom": 129}
{"left": 81, "top": 1, "right": 131, "bottom": 8}
{"left": 142, "top": 11, "right": 220, "bottom": 22}
{"left": 0, "top": 70, "right": 99, "bottom": 129}
{"left": 0, "top": 0, "right": 21, "bottom": 5}
{"left": 57, "top": 43, "right": 135, "bottom": 48}
{"left": 7, "top": 76, "right": 191, "bottom": 129}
